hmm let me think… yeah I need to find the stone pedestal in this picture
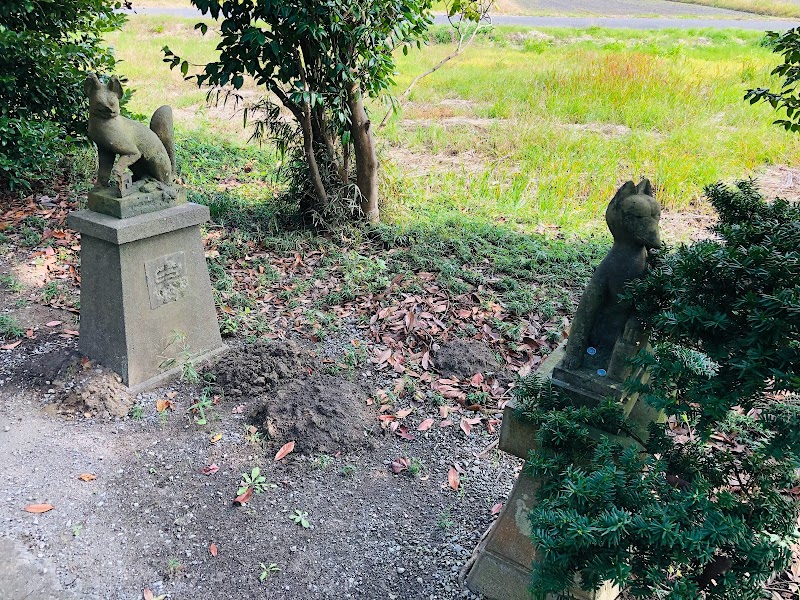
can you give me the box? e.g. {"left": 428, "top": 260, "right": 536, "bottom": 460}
{"left": 67, "top": 203, "right": 225, "bottom": 390}
{"left": 87, "top": 181, "right": 186, "bottom": 219}
{"left": 465, "top": 344, "right": 645, "bottom": 600}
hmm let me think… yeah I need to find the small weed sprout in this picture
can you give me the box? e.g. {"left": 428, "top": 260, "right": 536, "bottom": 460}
{"left": 239, "top": 466, "right": 267, "bottom": 495}
{"left": 41, "top": 280, "right": 61, "bottom": 303}
{"left": 259, "top": 562, "right": 280, "bottom": 582}
{"left": 409, "top": 457, "right": 425, "bottom": 477}
{"left": 167, "top": 557, "right": 183, "bottom": 577}
{"left": 158, "top": 331, "right": 201, "bottom": 383}
{"left": 129, "top": 403, "right": 144, "bottom": 420}
{"left": 311, "top": 453, "right": 334, "bottom": 470}
{"left": 0, "top": 274, "right": 22, "bottom": 293}
{"left": 340, "top": 464, "right": 357, "bottom": 478}
{"left": 245, "top": 424, "right": 264, "bottom": 446}
{"left": 290, "top": 509, "right": 310, "bottom": 528}
{"left": 0, "top": 315, "right": 24, "bottom": 339}
{"left": 189, "top": 388, "right": 214, "bottom": 425}
{"left": 437, "top": 509, "right": 454, "bottom": 530}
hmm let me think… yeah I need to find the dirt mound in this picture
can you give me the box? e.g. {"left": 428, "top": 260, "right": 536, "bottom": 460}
{"left": 434, "top": 338, "right": 501, "bottom": 380}
{"left": 211, "top": 339, "right": 309, "bottom": 398}
{"left": 250, "top": 374, "right": 378, "bottom": 455}
{"left": 57, "top": 365, "right": 133, "bottom": 418}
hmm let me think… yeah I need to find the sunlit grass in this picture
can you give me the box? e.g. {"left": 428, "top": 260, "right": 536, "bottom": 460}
{"left": 108, "top": 17, "right": 800, "bottom": 231}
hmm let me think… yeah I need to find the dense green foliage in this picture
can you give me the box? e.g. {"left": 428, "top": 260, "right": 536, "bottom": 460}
{"left": 0, "top": 0, "right": 125, "bottom": 189}
{"left": 746, "top": 27, "right": 800, "bottom": 131}
{"left": 517, "top": 180, "right": 800, "bottom": 598}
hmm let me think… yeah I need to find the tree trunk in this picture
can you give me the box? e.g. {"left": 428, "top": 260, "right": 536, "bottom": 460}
{"left": 348, "top": 84, "right": 379, "bottom": 223}
{"left": 300, "top": 102, "right": 328, "bottom": 211}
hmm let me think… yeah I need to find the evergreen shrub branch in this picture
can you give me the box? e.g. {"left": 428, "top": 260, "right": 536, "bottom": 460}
{"left": 518, "top": 180, "right": 800, "bottom": 599}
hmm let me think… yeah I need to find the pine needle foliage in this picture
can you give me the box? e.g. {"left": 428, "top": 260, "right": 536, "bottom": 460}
{"left": 518, "top": 180, "right": 800, "bottom": 599}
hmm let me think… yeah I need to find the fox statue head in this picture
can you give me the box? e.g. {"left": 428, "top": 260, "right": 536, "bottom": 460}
{"left": 84, "top": 73, "right": 123, "bottom": 119}
{"left": 606, "top": 178, "right": 662, "bottom": 251}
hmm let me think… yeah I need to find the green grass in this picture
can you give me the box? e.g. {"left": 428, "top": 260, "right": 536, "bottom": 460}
{"left": 0, "top": 315, "right": 24, "bottom": 339}
{"left": 381, "top": 26, "right": 800, "bottom": 228}
{"left": 108, "top": 18, "right": 800, "bottom": 232}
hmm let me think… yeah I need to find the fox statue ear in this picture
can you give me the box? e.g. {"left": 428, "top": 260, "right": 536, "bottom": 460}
{"left": 84, "top": 73, "right": 101, "bottom": 95}
{"left": 636, "top": 178, "right": 653, "bottom": 196}
{"left": 611, "top": 180, "right": 637, "bottom": 209}
{"left": 107, "top": 76, "right": 124, "bottom": 99}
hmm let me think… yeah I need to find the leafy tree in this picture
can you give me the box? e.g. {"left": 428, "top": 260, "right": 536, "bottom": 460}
{"left": 745, "top": 27, "right": 800, "bottom": 131}
{"left": 0, "top": 0, "right": 125, "bottom": 135}
{"left": 0, "top": 0, "right": 125, "bottom": 189}
{"left": 516, "top": 180, "right": 800, "bottom": 599}
{"left": 165, "top": 0, "right": 433, "bottom": 223}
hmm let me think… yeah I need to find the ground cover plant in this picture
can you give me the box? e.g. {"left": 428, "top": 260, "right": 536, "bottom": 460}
{"left": 514, "top": 180, "right": 800, "bottom": 598}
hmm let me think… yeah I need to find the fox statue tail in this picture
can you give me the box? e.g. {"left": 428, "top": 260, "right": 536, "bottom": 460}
{"left": 150, "top": 105, "right": 176, "bottom": 180}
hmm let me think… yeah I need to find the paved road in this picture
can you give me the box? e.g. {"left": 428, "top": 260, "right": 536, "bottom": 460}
{"left": 123, "top": 5, "right": 799, "bottom": 30}
{"left": 510, "top": 0, "right": 750, "bottom": 17}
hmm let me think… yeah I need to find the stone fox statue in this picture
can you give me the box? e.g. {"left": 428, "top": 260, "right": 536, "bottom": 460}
{"left": 561, "top": 179, "right": 661, "bottom": 380}
{"left": 85, "top": 73, "right": 175, "bottom": 186}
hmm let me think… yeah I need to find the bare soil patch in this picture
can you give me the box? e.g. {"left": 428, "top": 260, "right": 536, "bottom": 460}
{"left": 1, "top": 332, "right": 516, "bottom": 600}
{"left": 433, "top": 339, "right": 501, "bottom": 381}
{"left": 211, "top": 338, "right": 310, "bottom": 398}
{"left": 385, "top": 147, "right": 488, "bottom": 176}
{"left": 756, "top": 165, "right": 800, "bottom": 201}
{"left": 250, "top": 373, "right": 379, "bottom": 455}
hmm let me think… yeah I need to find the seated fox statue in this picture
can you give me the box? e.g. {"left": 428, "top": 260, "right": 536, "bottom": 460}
{"left": 559, "top": 178, "right": 661, "bottom": 381}
{"left": 85, "top": 73, "right": 175, "bottom": 189}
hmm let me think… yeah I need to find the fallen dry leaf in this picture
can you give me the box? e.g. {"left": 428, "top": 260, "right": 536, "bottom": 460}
{"left": 156, "top": 398, "right": 173, "bottom": 413}
{"left": 274, "top": 440, "right": 295, "bottom": 461}
{"left": 391, "top": 457, "right": 410, "bottom": 474}
{"left": 209, "top": 433, "right": 223, "bottom": 444}
{"left": 439, "top": 419, "right": 453, "bottom": 427}
{"left": 491, "top": 502, "right": 503, "bottom": 515}
{"left": 1, "top": 340, "right": 22, "bottom": 350}
{"left": 396, "top": 426, "right": 415, "bottom": 441}
{"left": 209, "top": 542, "right": 218, "bottom": 557}
{"left": 24, "top": 503, "right": 54, "bottom": 513}
{"left": 470, "top": 373, "right": 484, "bottom": 387}
{"left": 143, "top": 589, "right": 154, "bottom": 600}
{"left": 200, "top": 464, "right": 219, "bottom": 476}
{"left": 166, "top": 390, "right": 178, "bottom": 400}
{"left": 417, "top": 418, "right": 434, "bottom": 431}
{"left": 395, "top": 408, "right": 413, "bottom": 419}
{"left": 233, "top": 487, "right": 253, "bottom": 505}
{"left": 78, "top": 473, "right": 97, "bottom": 482}
{"left": 448, "top": 467, "right": 460, "bottom": 491}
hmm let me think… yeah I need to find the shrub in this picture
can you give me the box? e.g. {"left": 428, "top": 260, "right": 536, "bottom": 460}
{"left": 518, "top": 180, "right": 800, "bottom": 599}
{"left": 0, "top": 1, "right": 125, "bottom": 189}
{"left": 0, "top": 117, "right": 67, "bottom": 190}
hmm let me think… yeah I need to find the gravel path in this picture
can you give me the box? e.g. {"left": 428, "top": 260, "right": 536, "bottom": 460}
{"left": 0, "top": 333, "right": 519, "bottom": 600}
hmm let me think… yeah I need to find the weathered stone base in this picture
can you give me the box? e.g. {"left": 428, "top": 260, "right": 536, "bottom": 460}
{"left": 465, "top": 343, "right": 625, "bottom": 600}
{"left": 67, "top": 203, "right": 224, "bottom": 388}
{"left": 465, "top": 471, "right": 619, "bottom": 600}
{"left": 88, "top": 181, "right": 186, "bottom": 219}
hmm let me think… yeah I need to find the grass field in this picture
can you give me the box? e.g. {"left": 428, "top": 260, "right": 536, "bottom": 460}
{"left": 109, "top": 16, "right": 800, "bottom": 231}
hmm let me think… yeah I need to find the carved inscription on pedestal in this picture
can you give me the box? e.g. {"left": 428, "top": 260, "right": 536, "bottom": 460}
{"left": 145, "top": 251, "right": 188, "bottom": 309}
